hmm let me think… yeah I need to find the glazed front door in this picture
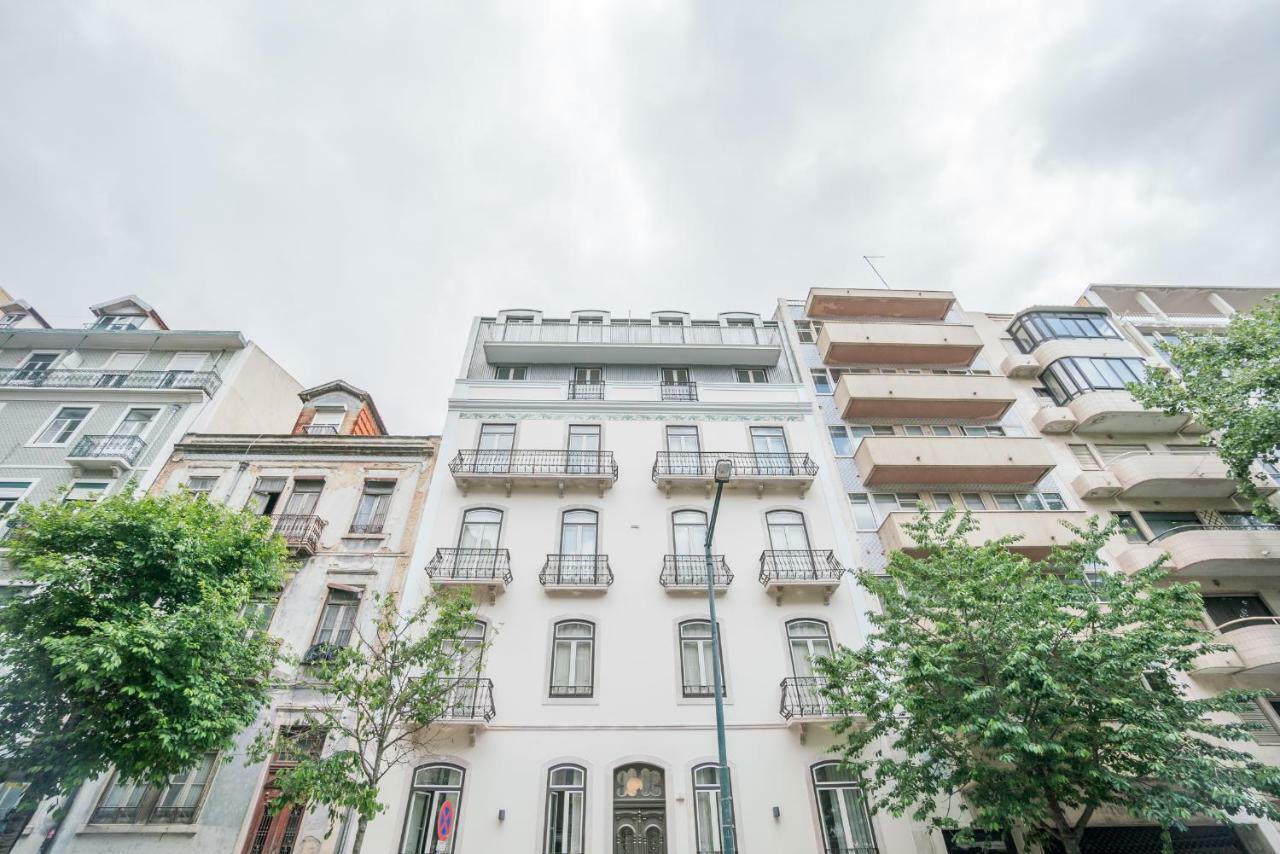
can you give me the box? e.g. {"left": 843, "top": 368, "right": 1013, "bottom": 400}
{"left": 613, "top": 806, "right": 666, "bottom": 854}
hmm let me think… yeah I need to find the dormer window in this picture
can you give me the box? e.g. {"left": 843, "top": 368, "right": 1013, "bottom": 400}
{"left": 657, "top": 316, "right": 684, "bottom": 327}
{"left": 0, "top": 313, "right": 21, "bottom": 328}
{"left": 94, "top": 315, "right": 144, "bottom": 331}
{"left": 505, "top": 315, "right": 534, "bottom": 325}
{"left": 306, "top": 408, "right": 345, "bottom": 435}
{"left": 724, "top": 318, "right": 755, "bottom": 328}
{"left": 577, "top": 316, "right": 603, "bottom": 325}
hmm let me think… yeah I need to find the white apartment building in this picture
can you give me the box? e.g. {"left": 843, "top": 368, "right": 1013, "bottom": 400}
{"left": 781, "top": 284, "right": 1280, "bottom": 854}
{"left": 11, "top": 381, "right": 439, "bottom": 854}
{"left": 356, "top": 308, "right": 926, "bottom": 854}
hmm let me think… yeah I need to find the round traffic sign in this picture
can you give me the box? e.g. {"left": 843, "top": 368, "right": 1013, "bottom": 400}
{"left": 437, "top": 800, "right": 455, "bottom": 841}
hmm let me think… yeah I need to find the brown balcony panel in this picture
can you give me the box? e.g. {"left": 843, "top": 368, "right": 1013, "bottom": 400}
{"left": 853, "top": 436, "right": 1054, "bottom": 488}
{"left": 834, "top": 374, "right": 1015, "bottom": 420}
{"left": 1105, "top": 452, "right": 1275, "bottom": 499}
{"left": 805, "top": 287, "right": 955, "bottom": 321}
{"left": 1118, "top": 525, "right": 1280, "bottom": 577}
{"left": 818, "top": 320, "right": 983, "bottom": 367}
{"left": 878, "top": 510, "right": 1089, "bottom": 560}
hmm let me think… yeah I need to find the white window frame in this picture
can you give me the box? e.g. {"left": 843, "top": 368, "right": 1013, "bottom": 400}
{"left": 28, "top": 404, "right": 97, "bottom": 447}
{"left": 543, "top": 764, "right": 586, "bottom": 854}
{"left": 494, "top": 366, "right": 529, "bottom": 380}
{"left": 109, "top": 406, "right": 162, "bottom": 441}
{"left": 63, "top": 481, "right": 112, "bottom": 504}
{"left": 734, "top": 368, "right": 768, "bottom": 383}
{"left": 164, "top": 352, "right": 208, "bottom": 371}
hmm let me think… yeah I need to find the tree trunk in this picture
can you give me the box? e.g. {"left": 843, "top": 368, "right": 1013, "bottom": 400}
{"left": 1059, "top": 834, "right": 1083, "bottom": 854}
{"left": 349, "top": 815, "right": 369, "bottom": 854}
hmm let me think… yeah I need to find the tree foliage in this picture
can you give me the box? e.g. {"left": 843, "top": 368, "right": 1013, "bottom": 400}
{"left": 818, "top": 510, "right": 1280, "bottom": 854}
{"left": 0, "top": 487, "right": 287, "bottom": 823}
{"left": 249, "top": 589, "right": 483, "bottom": 854}
{"left": 1130, "top": 295, "right": 1280, "bottom": 521}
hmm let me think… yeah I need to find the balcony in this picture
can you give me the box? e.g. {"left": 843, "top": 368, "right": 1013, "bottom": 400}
{"left": 1034, "top": 392, "right": 1196, "bottom": 435}
{"left": 425, "top": 548, "right": 513, "bottom": 603}
{"left": 804, "top": 287, "right": 955, "bottom": 321}
{"left": 758, "top": 550, "right": 846, "bottom": 605}
{"left": 567, "top": 381, "right": 604, "bottom": 400}
{"left": 652, "top": 451, "right": 817, "bottom": 497}
{"left": 1193, "top": 618, "right": 1280, "bottom": 675}
{"left": 817, "top": 321, "right": 983, "bottom": 367}
{"left": 273, "top": 514, "right": 326, "bottom": 557}
{"left": 0, "top": 367, "right": 223, "bottom": 396}
{"left": 449, "top": 449, "right": 619, "bottom": 497}
{"left": 1115, "top": 525, "right": 1280, "bottom": 577}
{"left": 878, "top": 510, "right": 1090, "bottom": 560}
{"left": 439, "top": 678, "right": 497, "bottom": 739}
{"left": 481, "top": 320, "right": 782, "bottom": 367}
{"left": 1074, "top": 452, "right": 1276, "bottom": 500}
{"left": 852, "top": 436, "right": 1053, "bottom": 489}
{"left": 659, "top": 555, "right": 733, "bottom": 593}
{"left": 66, "top": 434, "right": 147, "bottom": 470}
{"left": 779, "top": 677, "right": 844, "bottom": 743}
{"left": 659, "top": 381, "right": 698, "bottom": 401}
{"left": 539, "top": 554, "right": 613, "bottom": 593}
{"left": 834, "top": 373, "right": 1016, "bottom": 420}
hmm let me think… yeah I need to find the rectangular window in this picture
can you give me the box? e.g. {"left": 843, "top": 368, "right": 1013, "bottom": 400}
{"left": 930, "top": 425, "right": 953, "bottom": 436}
{"left": 306, "top": 407, "right": 345, "bottom": 434}
{"left": 63, "top": 481, "right": 109, "bottom": 504}
{"left": 247, "top": 477, "right": 287, "bottom": 515}
{"left": 116, "top": 407, "right": 159, "bottom": 437}
{"left": 1042, "top": 492, "right": 1066, "bottom": 510}
{"left": 0, "top": 313, "right": 21, "bottom": 328}
{"left": 1069, "top": 443, "right": 1100, "bottom": 470}
{"left": 1141, "top": 511, "right": 1199, "bottom": 537}
{"left": 810, "top": 369, "right": 833, "bottom": 394}
{"left": 932, "top": 493, "right": 955, "bottom": 510}
{"left": 828, "top": 427, "right": 853, "bottom": 456}
{"left": 93, "top": 314, "right": 144, "bottom": 331}
{"left": 494, "top": 366, "right": 528, "bottom": 380}
{"left": 903, "top": 425, "right": 926, "bottom": 437}
{"left": 679, "top": 621, "right": 723, "bottom": 698}
{"left": 0, "top": 482, "right": 31, "bottom": 538}
{"left": 1203, "top": 595, "right": 1274, "bottom": 633}
{"left": 734, "top": 368, "right": 767, "bottom": 383}
{"left": 795, "top": 321, "right": 816, "bottom": 343}
{"left": 185, "top": 476, "right": 218, "bottom": 496}
{"left": 306, "top": 589, "right": 360, "bottom": 662}
{"left": 961, "top": 493, "right": 986, "bottom": 511}
{"left": 243, "top": 598, "right": 278, "bottom": 636}
{"left": 281, "top": 479, "right": 324, "bottom": 516}
{"left": 351, "top": 480, "right": 395, "bottom": 534}
{"left": 1113, "top": 512, "right": 1146, "bottom": 543}
{"left": 848, "top": 494, "right": 877, "bottom": 530}
{"left": 33, "top": 406, "right": 91, "bottom": 445}
{"left": 91, "top": 753, "right": 218, "bottom": 825}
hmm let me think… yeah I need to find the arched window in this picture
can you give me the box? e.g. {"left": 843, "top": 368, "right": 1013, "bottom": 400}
{"left": 550, "top": 621, "right": 594, "bottom": 698}
{"left": 399, "top": 764, "right": 465, "bottom": 854}
{"left": 543, "top": 764, "right": 585, "bottom": 854}
{"left": 692, "top": 763, "right": 736, "bottom": 854}
{"left": 766, "top": 510, "right": 811, "bottom": 551}
{"left": 672, "top": 510, "right": 707, "bottom": 556}
{"left": 786, "top": 619, "right": 833, "bottom": 678}
{"left": 452, "top": 620, "right": 487, "bottom": 677}
{"left": 811, "top": 763, "right": 876, "bottom": 854}
{"left": 679, "top": 620, "right": 724, "bottom": 698}
{"left": 559, "top": 510, "right": 598, "bottom": 556}
{"left": 458, "top": 508, "right": 502, "bottom": 550}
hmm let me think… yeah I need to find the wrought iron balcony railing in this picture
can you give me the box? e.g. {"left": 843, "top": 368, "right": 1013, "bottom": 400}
{"left": 652, "top": 451, "right": 817, "bottom": 480}
{"left": 273, "top": 514, "right": 326, "bottom": 556}
{"left": 0, "top": 368, "right": 223, "bottom": 396}
{"left": 539, "top": 554, "right": 613, "bottom": 588}
{"left": 68, "top": 434, "right": 147, "bottom": 466}
{"left": 659, "top": 555, "right": 733, "bottom": 589}
{"left": 683, "top": 683, "right": 721, "bottom": 699}
{"left": 660, "top": 381, "right": 698, "bottom": 401}
{"left": 485, "top": 320, "right": 781, "bottom": 347}
{"left": 441, "top": 677, "right": 496, "bottom": 722}
{"left": 780, "top": 676, "right": 836, "bottom": 720}
{"left": 425, "top": 548, "right": 514, "bottom": 583}
{"left": 568, "top": 381, "right": 605, "bottom": 400}
{"left": 450, "top": 450, "right": 619, "bottom": 481}
{"left": 758, "top": 550, "right": 845, "bottom": 585}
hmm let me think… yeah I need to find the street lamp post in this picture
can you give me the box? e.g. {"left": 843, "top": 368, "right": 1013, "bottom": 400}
{"left": 705, "top": 458, "right": 737, "bottom": 854}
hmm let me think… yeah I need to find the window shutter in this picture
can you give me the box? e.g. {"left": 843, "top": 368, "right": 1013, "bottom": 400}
{"left": 1095, "top": 443, "right": 1149, "bottom": 463}
{"left": 1240, "top": 700, "right": 1280, "bottom": 746}
{"left": 1069, "top": 444, "right": 1100, "bottom": 470}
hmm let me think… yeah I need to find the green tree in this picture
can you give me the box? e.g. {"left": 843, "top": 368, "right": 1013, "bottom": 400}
{"left": 249, "top": 589, "right": 485, "bottom": 854}
{"left": 0, "top": 486, "right": 287, "bottom": 851}
{"left": 1130, "top": 295, "right": 1280, "bottom": 521}
{"left": 818, "top": 510, "right": 1280, "bottom": 854}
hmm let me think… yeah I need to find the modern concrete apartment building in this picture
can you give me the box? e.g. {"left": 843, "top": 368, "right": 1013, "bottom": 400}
{"left": 348, "top": 307, "right": 929, "bottom": 854}
{"left": 781, "top": 284, "right": 1280, "bottom": 854}
{"left": 15, "top": 380, "right": 439, "bottom": 854}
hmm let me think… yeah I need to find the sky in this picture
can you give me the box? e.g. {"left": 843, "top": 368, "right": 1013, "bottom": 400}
{"left": 2, "top": 2, "right": 1278, "bottom": 432}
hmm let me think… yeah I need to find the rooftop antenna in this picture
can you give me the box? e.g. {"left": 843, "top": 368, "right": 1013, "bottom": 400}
{"left": 863, "top": 255, "right": 890, "bottom": 289}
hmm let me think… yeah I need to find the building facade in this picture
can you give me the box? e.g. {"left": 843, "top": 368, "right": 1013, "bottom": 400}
{"left": 352, "top": 308, "right": 928, "bottom": 854}
{"left": 15, "top": 381, "right": 440, "bottom": 854}
{"left": 781, "top": 284, "right": 1280, "bottom": 854}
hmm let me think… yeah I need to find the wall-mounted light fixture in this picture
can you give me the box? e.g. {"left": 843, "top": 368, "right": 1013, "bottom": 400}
{"left": 498, "top": 809, "right": 506, "bottom": 822}
{"left": 772, "top": 806, "right": 781, "bottom": 819}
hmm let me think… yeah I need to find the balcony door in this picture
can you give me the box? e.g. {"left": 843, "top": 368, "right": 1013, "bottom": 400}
{"left": 115, "top": 407, "right": 159, "bottom": 437}
{"left": 477, "top": 424, "right": 515, "bottom": 472}
{"left": 14, "top": 352, "right": 57, "bottom": 383}
{"left": 787, "top": 619, "right": 833, "bottom": 679}
{"left": 447, "top": 621, "right": 487, "bottom": 717}
{"left": 1204, "top": 595, "right": 1274, "bottom": 633}
{"left": 665, "top": 426, "right": 702, "bottom": 476}
{"left": 567, "top": 425, "right": 602, "bottom": 474}
{"left": 672, "top": 510, "right": 707, "bottom": 583}
{"left": 751, "top": 426, "right": 792, "bottom": 475}
{"left": 559, "top": 510, "right": 599, "bottom": 582}
{"left": 458, "top": 508, "right": 502, "bottom": 551}
{"left": 1142, "top": 511, "right": 1200, "bottom": 538}
{"left": 281, "top": 479, "right": 323, "bottom": 517}
{"left": 767, "top": 510, "right": 814, "bottom": 575}
{"left": 400, "top": 765, "right": 465, "bottom": 854}
{"left": 661, "top": 367, "right": 690, "bottom": 384}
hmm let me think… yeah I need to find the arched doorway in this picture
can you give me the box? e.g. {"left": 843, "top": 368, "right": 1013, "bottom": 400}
{"left": 612, "top": 764, "right": 666, "bottom": 854}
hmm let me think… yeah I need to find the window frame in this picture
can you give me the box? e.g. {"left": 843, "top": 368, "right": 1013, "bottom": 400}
{"left": 691, "top": 763, "right": 736, "bottom": 854}
{"left": 110, "top": 406, "right": 162, "bottom": 440}
{"left": 494, "top": 365, "right": 529, "bottom": 381}
{"left": 733, "top": 367, "right": 768, "bottom": 384}
{"left": 29, "top": 404, "right": 96, "bottom": 447}
{"left": 548, "top": 620, "right": 596, "bottom": 699}
{"left": 306, "top": 587, "right": 361, "bottom": 661}
{"left": 543, "top": 764, "right": 586, "bottom": 854}
{"left": 810, "top": 761, "right": 878, "bottom": 854}
{"left": 350, "top": 479, "right": 396, "bottom": 534}
{"left": 90, "top": 753, "right": 220, "bottom": 826}
{"left": 397, "top": 763, "right": 466, "bottom": 854}
{"left": 679, "top": 619, "right": 726, "bottom": 699}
